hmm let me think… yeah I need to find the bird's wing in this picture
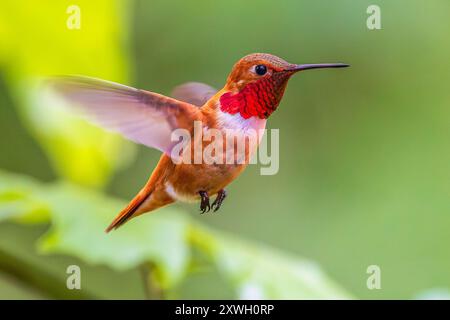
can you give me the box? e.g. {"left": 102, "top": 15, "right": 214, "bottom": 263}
{"left": 49, "top": 76, "right": 200, "bottom": 154}
{"left": 171, "top": 82, "right": 217, "bottom": 107}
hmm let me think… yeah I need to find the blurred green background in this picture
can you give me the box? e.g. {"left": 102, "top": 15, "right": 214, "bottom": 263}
{"left": 0, "top": 0, "right": 449, "bottom": 299}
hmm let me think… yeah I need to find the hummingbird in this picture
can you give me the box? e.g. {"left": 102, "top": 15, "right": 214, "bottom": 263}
{"left": 50, "top": 53, "right": 348, "bottom": 232}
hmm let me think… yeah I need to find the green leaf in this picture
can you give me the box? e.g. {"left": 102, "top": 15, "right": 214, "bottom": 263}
{"left": 0, "top": 170, "right": 352, "bottom": 298}
{"left": 37, "top": 183, "right": 191, "bottom": 289}
{"left": 0, "top": 0, "right": 135, "bottom": 187}
{"left": 191, "top": 225, "right": 352, "bottom": 299}
{"left": 0, "top": 172, "right": 50, "bottom": 223}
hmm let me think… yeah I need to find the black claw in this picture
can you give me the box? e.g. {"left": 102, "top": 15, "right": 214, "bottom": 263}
{"left": 211, "top": 190, "right": 227, "bottom": 212}
{"left": 199, "top": 191, "right": 210, "bottom": 214}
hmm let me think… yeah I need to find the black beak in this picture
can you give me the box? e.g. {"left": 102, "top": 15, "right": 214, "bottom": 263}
{"left": 289, "top": 63, "right": 350, "bottom": 72}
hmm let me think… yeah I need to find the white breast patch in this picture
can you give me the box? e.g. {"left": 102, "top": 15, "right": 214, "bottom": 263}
{"left": 165, "top": 182, "right": 198, "bottom": 203}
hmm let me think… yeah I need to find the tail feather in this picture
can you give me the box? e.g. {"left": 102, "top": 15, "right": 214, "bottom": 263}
{"left": 105, "top": 190, "right": 151, "bottom": 233}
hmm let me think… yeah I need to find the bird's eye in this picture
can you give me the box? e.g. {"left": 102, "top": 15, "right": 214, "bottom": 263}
{"left": 255, "top": 64, "right": 267, "bottom": 76}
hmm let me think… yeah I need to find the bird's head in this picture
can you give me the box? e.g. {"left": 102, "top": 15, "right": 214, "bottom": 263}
{"left": 220, "top": 53, "right": 348, "bottom": 119}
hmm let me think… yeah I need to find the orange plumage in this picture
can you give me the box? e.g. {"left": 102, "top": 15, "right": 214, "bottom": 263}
{"left": 49, "top": 53, "right": 348, "bottom": 232}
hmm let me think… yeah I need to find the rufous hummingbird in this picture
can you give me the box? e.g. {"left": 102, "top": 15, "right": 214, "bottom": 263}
{"left": 50, "top": 53, "right": 348, "bottom": 232}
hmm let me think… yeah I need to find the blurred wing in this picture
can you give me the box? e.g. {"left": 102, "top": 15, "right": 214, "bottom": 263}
{"left": 171, "top": 82, "right": 217, "bottom": 107}
{"left": 49, "top": 76, "right": 200, "bottom": 154}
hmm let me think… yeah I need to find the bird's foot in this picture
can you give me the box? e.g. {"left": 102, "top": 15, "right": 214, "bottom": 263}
{"left": 199, "top": 191, "right": 210, "bottom": 214}
{"left": 211, "top": 189, "right": 227, "bottom": 212}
